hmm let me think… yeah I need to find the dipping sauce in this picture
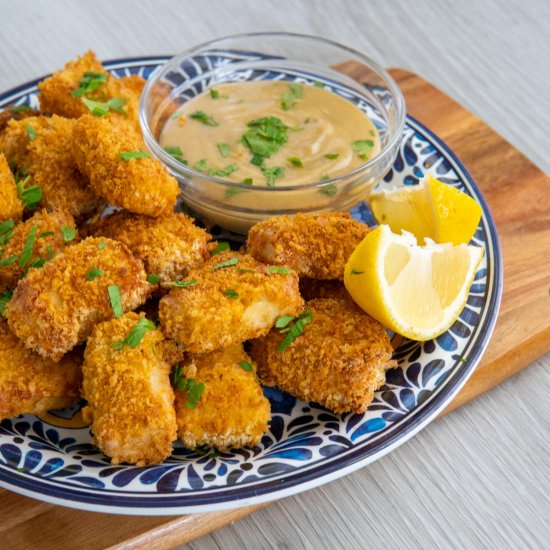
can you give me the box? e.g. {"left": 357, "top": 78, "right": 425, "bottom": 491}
{"left": 160, "top": 81, "right": 381, "bottom": 187}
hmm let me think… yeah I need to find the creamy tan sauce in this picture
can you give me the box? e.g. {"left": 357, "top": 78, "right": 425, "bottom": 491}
{"left": 160, "top": 81, "right": 381, "bottom": 186}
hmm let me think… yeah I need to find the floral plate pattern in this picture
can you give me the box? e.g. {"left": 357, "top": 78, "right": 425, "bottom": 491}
{"left": 0, "top": 57, "right": 502, "bottom": 514}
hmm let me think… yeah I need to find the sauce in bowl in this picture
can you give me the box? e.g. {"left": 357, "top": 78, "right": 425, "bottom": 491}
{"left": 160, "top": 81, "right": 381, "bottom": 187}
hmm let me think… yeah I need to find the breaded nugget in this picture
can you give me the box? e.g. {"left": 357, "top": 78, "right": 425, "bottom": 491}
{"left": 82, "top": 312, "right": 177, "bottom": 465}
{"left": 72, "top": 115, "right": 179, "bottom": 217}
{"left": 0, "top": 209, "right": 77, "bottom": 292}
{"left": 299, "top": 278, "right": 353, "bottom": 302}
{"left": 250, "top": 298, "right": 396, "bottom": 414}
{"left": 0, "top": 321, "right": 82, "bottom": 420}
{"left": 0, "top": 154, "right": 23, "bottom": 222}
{"left": 175, "top": 345, "right": 270, "bottom": 451}
{"left": 247, "top": 213, "right": 372, "bottom": 280}
{"left": 38, "top": 50, "right": 145, "bottom": 131}
{"left": 88, "top": 210, "right": 211, "bottom": 285}
{"left": 0, "top": 117, "right": 30, "bottom": 168}
{"left": 159, "top": 251, "right": 303, "bottom": 354}
{"left": 6, "top": 237, "right": 151, "bottom": 361}
{"left": 0, "top": 104, "right": 41, "bottom": 134}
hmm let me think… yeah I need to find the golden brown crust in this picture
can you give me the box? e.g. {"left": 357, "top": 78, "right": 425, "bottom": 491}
{"left": 0, "top": 105, "right": 42, "bottom": 134}
{"left": 0, "top": 118, "right": 31, "bottom": 168}
{"left": 175, "top": 345, "right": 270, "bottom": 451}
{"left": 0, "top": 320, "right": 82, "bottom": 420}
{"left": 247, "top": 213, "right": 372, "bottom": 280}
{"left": 88, "top": 210, "right": 211, "bottom": 285}
{"left": 0, "top": 209, "right": 77, "bottom": 293}
{"left": 5, "top": 236, "right": 151, "bottom": 361}
{"left": 299, "top": 278, "right": 354, "bottom": 302}
{"left": 82, "top": 312, "right": 177, "bottom": 465}
{"left": 72, "top": 115, "right": 179, "bottom": 217}
{"left": 159, "top": 251, "right": 304, "bottom": 354}
{"left": 0, "top": 154, "right": 23, "bottom": 222}
{"left": 250, "top": 298, "right": 396, "bottom": 414}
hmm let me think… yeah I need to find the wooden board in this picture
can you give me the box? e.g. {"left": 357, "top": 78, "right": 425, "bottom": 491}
{"left": 1, "top": 68, "right": 549, "bottom": 549}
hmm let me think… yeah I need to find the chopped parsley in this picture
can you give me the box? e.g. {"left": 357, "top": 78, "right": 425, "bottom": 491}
{"left": 117, "top": 150, "right": 152, "bottom": 161}
{"left": 217, "top": 143, "right": 230, "bottom": 158}
{"left": 71, "top": 71, "right": 107, "bottom": 97}
{"left": 164, "top": 146, "right": 186, "bottom": 164}
{"left": 223, "top": 288, "right": 239, "bottom": 299}
{"left": 281, "top": 82, "right": 303, "bottom": 111}
{"left": 10, "top": 104, "right": 30, "bottom": 114}
{"left": 193, "top": 158, "right": 208, "bottom": 172}
{"left": 262, "top": 165, "right": 284, "bottom": 187}
{"left": 211, "top": 256, "right": 238, "bottom": 270}
{"left": 39, "top": 231, "right": 54, "bottom": 238}
{"left": 209, "top": 164, "right": 238, "bottom": 178}
{"left": 86, "top": 267, "right": 104, "bottom": 281}
{"left": 61, "top": 225, "right": 77, "bottom": 243}
{"left": 242, "top": 117, "right": 288, "bottom": 161}
{"left": 16, "top": 176, "right": 42, "bottom": 210}
{"left": 210, "top": 241, "right": 230, "bottom": 256}
{"left": 0, "top": 290, "right": 13, "bottom": 317}
{"left": 190, "top": 110, "right": 219, "bottom": 126}
{"left": 0, "top": 255, "right": 18, "bottom": 267}
{"left": 112, "top": 317, "right": 156, "bottom": 350}
{"left": 81, "top": 96, "right": 127, "bottom": 117}
{"left": 324, "top": 153, "right": 339, "bottom": 160}
{"left": 25, "top": 125, "right": 37, "bottom": 140}
{"left": 171, "top": 279, "right": 198, "bottom": 288}
{"left": 319, "top": 184, "right": 337, "bottom": 196}
{"left": 277, "top": 310, "right": 313, "bottom": 352}
{"left": 224, "top": 178, "right": 253, "bottom": 199}
{"left": 108, "top": 285, "right": 123, "bottom": 318}
{"left": 287, "top": 157, "right": 303, "bottom": 168}
{"left": 352, "top": 139, "right": 375, "bottom": 161}
{"left": 29, "top": 258, "right": 46, "bottom": 269}
{"left": 267, "top": 266, "right": 292, "bottom": 274}
{"left": 239, "top": 360, "right": 254, "bottom": 372}
{"left": 172, "top": 365, "right": 205, "bottom": 409}
{"left": 19, "top": 225, "right": 37, "bottom": 267}
{"left": 351, "top": 268, "right": 364, "bottom": 275}
{"left": 210, "top": 88, "right": 220, "bottom": 99}
{"left": 0, "top": 220, "right": 14, "bottom": 239}
{"left": 98, "top": 241, "right": 106, "bottom": 250}
{"left": 146, "top": 274, "right": 160, "bottom": 284}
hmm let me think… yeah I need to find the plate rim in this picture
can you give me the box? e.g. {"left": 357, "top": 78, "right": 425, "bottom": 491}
{"left": 0, "top": 56, "right": 503, "bottom": 515}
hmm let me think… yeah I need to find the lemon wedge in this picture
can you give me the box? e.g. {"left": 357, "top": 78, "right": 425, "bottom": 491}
{"left": 344, "top": 225, "right": 484, "bottom": 341}
{"left": 369, "top": 174, "right": 483, "bottom": 245}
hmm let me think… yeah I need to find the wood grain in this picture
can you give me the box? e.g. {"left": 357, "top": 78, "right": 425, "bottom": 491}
{"left": 1, "top": 67, "right": 548, "bottom": 549}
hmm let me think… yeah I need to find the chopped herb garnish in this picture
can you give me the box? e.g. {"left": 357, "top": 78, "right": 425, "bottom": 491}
{"left": 319, "top": 184, "right": 337, "bottom": 196}
{"left": 25, "top": 125, "right": 37, "bottom": 140}
{"left": 164, "top": 145, "right": 186, "bottom": 164}
{"left": 210, "top": 88, "right": 220, "bottom": 99}
{"left": 243, "top": 178, "right": 253, "bottom": 184}
{"left": 39, "top": 231, "right": 54, "bottom": 238}
{"left": 61, "top": 225, "right": 77, "bottom": 243}
{"left": 71, "top": 71, "right": 107, "bottom": 97}
{"left": 320, "top": 174, "right": 330, "bottom": 182}
{"left": 313, "top": 81, "right": 325, "bottom": 88}
{"left": 0, "top": 220, "right": 14, "bottom": 236}
{"left": 369, "top": 129, "right": 376, "bottom": 136}
{"left": 224, "top": 177, "right": 253, "bottom": 199}
{"left": 171, "top": 279, "right": 198, "bottom": 287}
{"left": 193, "top": 158, "right": 208, "bottom": 172}
{"left": 0, "top": 290, "right": 13, "bottom": 317}
{"left": 81, "top": 96, "right": 127, "bottom": 117}
{"left": 112, "top": 317, "right": 156, "bottom": 350}
{"left": 262, "top": 165, "right": 284, "bottom": 186}
{"left": 277, "top": 310, "right": 313, "bottom": 352}
{"left": 98, "top": 241, "right": 106, "bottom": 250}
{"left": 0, "top": 255, "right": 18, "bottom": 267}
{"left": 19, "top": 225, "right": 37, "bottom": 267}
{"left": 210, "top": 242, "right": 231, "bottom": 256}
{"left": 238, "top": 267, "right": 256, "bottom": 273}
{"left": 275, "top": 315, "right": 297, "bottom": 329}
{"left": 172, "top": 365, "right": 205, "bottom": 409}
{"left": 281, "top": 82, "right": 303, "bottom": 111}
{"left": 212, "top": 256, "right": 238, "bottom": 270}
{"left": 324, "top": 153, "right": 339, "bottom": 160}
{"left": 267, "top": 266, "right": 292, "bottom": 274}
{"left": 117, "top": 150, "right": 151, "bottom": 161}
{"left": 190, "top": 110, "right": 219, "bottom": 126}
{"left": 287, "top": 157, "right": 303, "bottom": 168}
{"left": 352, "top": 139, "right": 375, "bottom": 161}
{"left": 108, "top": 285, "right": 123, "bottom": 318}
{"left": 217, "top": 143, "right": 230, "bottom": 158}
{"left": 146, "top": 274, "right": 160, "bottom": 284}
{"left": 10, "top": 104, "right": 30, "bottom": 114}
{"left": 86, "top": 267, "right": 104, "bottom": 281}
{"left": 242, "top": 117, "right": 288, "bottom": 160}
{"left": 16, "top": 176, "right": 42, "bottom": 210}
{"left": 223, "top": 288, "right": 239, "bottom": 299}
{"left": 351, "top": 268, "right": 364, "bottom": 275}
{"left": 210, "top": 164, "right": 238, "bottom": 177}
{"left": 30, "top": 258, "right": 46, "bottom": 269}
{"left": 239, "top": 360, "right": 254, "bottom": 372}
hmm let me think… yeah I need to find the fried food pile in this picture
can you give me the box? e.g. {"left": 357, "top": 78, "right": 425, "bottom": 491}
{"left": 0, "top": 51, "right": 396, "bottom": 466}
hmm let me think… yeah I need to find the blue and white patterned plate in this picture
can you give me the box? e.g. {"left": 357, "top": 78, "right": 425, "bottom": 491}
{"left": 0, "top": 57, "right": 502, "bottom": 515}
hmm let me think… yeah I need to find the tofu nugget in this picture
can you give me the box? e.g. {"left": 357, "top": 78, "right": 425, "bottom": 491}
{"left": 247, "top": 213, "right": 372, "bottom": 280}
{"left": 38, "top": 50, "right": 145, "bottom": 131}
{"left": 0, "top": 104, "right": 41, "bottom": 134}
{"left": 249, "top": 298, "right": 396, "bottom": 414}
{"left": 0, "top": 209, "right": 77, "bottom": 293}
{"left": 6, "top": 237, "right": 151, "bottom": 361}
{"left": 0, "top": 321, "right": 82, "bottom": 421}
{"left": 175, "top": 345, "right": 270, "bottom": 451}
{"left": 88, "top": 210, "right": 211, "bottom": 285}
{"left": 0, "top": 154, "right": 23, "bottom": 222}
{"left": 159, "top": 252, "right": 303, "bottom": 354}
{"left": 72, "top": 115, "right": 179, "bottom": 217}
{"left": 82, "top": 312, "right": 177, "bottom": 465}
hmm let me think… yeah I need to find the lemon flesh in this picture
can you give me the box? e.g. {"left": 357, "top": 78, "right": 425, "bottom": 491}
{"left": 369, "top": 174, "right": 483, "bottom": 245}
{"left": 344, "top": 225, "right": 484, "bottom": 341}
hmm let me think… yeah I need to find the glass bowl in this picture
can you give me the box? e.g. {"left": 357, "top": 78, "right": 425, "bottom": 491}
{"left": 140, "top": 32, "right": 406, "bottom": 233}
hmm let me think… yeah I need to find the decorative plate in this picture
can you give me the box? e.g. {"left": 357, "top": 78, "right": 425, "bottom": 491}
{"left": 0, "top": 57, "right": 502, "bottom": 515}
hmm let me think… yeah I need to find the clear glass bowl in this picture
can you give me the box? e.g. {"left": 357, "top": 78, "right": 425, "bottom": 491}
{"left": 140, "top": 32, "right": 406, "bottom": 233}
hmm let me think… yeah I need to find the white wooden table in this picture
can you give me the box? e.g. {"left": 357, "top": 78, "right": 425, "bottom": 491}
{"left": 1, "top": 1, "right": 549, "bottom": 548}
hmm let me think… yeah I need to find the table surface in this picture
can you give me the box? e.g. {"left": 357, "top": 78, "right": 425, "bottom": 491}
{"left": 1, "top": 0, "right": 549, "bottom": 548}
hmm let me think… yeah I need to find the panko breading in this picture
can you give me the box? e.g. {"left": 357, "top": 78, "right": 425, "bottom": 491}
{"left": 38, "top": 50, "right": 145, "bottom": 131}
{"left": 159, "top": 251, "right": 303, "bottom": 354}
{"left": 0, "top": 104, "right": 41, "bottom": 134}
{"left": 88, "top": 210, "right": 211, "bottom": 285}
{"left": 175, "top": 345, "right": 270, "bottom": 451}
{"left": 0, "top": 154, "right": 23, "bottom": 222}
{"left": 5, "top": 237, "right": 151, "bottom": 361}
{"left": 247, "top": 212, "right": 372, "bottom": 280}
{"left": 82, "top": 312, "right": 177, "bottom": 465}
{"left": 0, "top": 321, "right": 82, "bottom": 421}
{"left": 1, "top": 116, "right": 101, "bottom": 218}
{"left": 0, "top": 209, "right": 77, "bottom": 293}
{"left": 299, "top": 278, "right": 353, "bottom": 303}
{"left": 250, "top": 298, "right": 396, "bottom": 414}
{"left": 0, "top": 117, "right": 30, "bottom": 168}
{"left": 72, "top": 115, "right": 179, "bottom": 217}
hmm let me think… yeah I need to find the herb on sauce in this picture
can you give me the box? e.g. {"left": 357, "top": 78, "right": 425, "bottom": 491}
{"left": 242, "top": 117, "right": 288, "bottom": 160}
{"left": 262, "top": 165, "right": 284, "bottom": 187}
{"left": 210, "top": 88, "right": 220, "bottom": 99}
{"left": 287, "top": 157, "right": 303, "bottom": 168}
{"left": 281, "top": 82, "right": 303, "bottom": 111}
{"left": 324, "top": 153, "right": 339, "bottom": 160}
{"left": 190, "top": 110, "right": 219, "bottom": 126}
{"left": 164, "top": 146, "right": 186, "bottom": 164}
{"left": 217, "top": 143, "right": 230, "bottom": 158}
{"left": 352, "top": 139, "right": 375, "bottom": 161}
{"left": 209, "top": 164, "right": 238, "bottom": 177}
{"left": 193, "top": 158, "right": 208, "bottom": 172}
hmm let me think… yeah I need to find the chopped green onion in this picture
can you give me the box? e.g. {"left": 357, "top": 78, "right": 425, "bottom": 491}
{"left": 190, "top": 110, "right": 218, "bottom": 126}
{"left": 19, "top": 225, "right": 37, "bottom": 267}
{"left": 16, "top": 176, "right": 42, "bottom": 210}
{"left": 98, "top": 241, "right": 106, "bottom": 250}
{"left": 108, "top": 285, "right": 123, "bottom": 318}
{"left": 267, "top": 266, "right": 292, "bottom": 274}
{"left": 71, "top": 71, "right": 107, "bottom": 97}
{"left": 210, "top": 242, "right": 230, "bottom": 256}
{"left": 277, "top": 310, "right": 313, "bottom": 352}
{"left": 223, "top": 288, "right": 239, "bottom": 299}
{"left": 0, "top": 220, "right": 14, "bottom": 236}
{"left": 146, "top": 274, "right": 160, "bottom": 284}
{"left": 86, "top": 267, "right": 104, "bottom": 281}
{"left": 112, "top": 317, "right": 156, "bottom": 350}
{"left": 61, "top": 225, "right": 77, "bottom": 243}
{"left": 212, "top": 256, "right": 238, "bottom": 270}
{"left": 25, "top": 125, "right": 36, "bottom": 140}
{"left": 0, "top": 255, "right": 18, "bottom": 267}
{"left": 238, "top": 267, "right": 256, "bottom": 273}
{"left": 172, "top": 365, "right": 205, "bottom": 409}
{"left": 39, "top": 231, "right": 54, "bottom": 238}
{"left": 239, "top": 360, "right": 254, "bottom": 372}
{"left": 117, "top": 150, "right": 151, "bottom": 161}
{"left": 171, "top": 279, "right": 198, "bottom": 287}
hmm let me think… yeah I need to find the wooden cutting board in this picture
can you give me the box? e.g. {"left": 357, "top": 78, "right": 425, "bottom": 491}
{"left": 2, "top": 68, "right": 550, "bottom": 550}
